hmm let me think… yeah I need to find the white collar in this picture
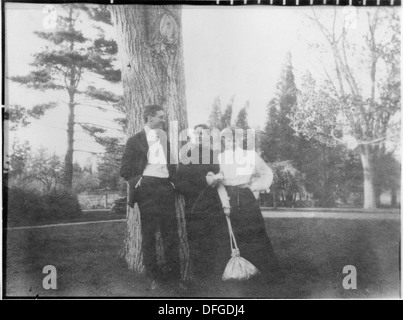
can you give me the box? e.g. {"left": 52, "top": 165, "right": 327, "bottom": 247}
{"left": 144, "top": 124, "right": 159, "bottom": 142}
{"left": 144, "top": 124, "right": 151, "bottom": 134}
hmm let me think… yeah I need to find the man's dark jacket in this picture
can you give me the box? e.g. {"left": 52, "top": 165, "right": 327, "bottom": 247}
{"left": 175, "top": 146, "right": 221, "bottom": 215}
{"left": 120, "top": 130, "right": 176, "bottom": 208}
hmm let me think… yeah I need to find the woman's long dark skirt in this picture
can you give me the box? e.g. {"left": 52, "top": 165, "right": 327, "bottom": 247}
{"left": 186, "top": 187, "right": 223, "bottom": 281}
{"left": 212, "top": 186, "right": 280, "bottom": 285}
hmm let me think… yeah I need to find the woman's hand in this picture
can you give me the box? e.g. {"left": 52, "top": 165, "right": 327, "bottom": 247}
{"left": 215, "top": 172, "right": 224, "bottom": 183}
{"left": 223, "top": 207, "right": 231, "bottom": 217}
{"left": 206, "top": 172, "right": 225, "bottom": 187}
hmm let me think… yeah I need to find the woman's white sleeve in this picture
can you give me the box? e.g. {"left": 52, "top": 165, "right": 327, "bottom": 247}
{"left": 217, "top": 182, "right": 231, "bottom": 209}
{"left": 249, "top": 152, "right": 273, "bottom": 192}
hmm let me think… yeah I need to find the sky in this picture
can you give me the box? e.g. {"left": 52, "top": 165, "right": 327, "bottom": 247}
{"left": 182, "top": 6, "right": 306, "bottom": 128}
{"left": 3, "top": 3, "right": 396, "bottom": 167}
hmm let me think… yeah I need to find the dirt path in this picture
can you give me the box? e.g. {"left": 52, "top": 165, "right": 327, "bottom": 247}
{"left": 7, "top": 219, "right": 125, "bottom": 231}
{"left": 261, "top": 211, "right": 399, "bottom": 220}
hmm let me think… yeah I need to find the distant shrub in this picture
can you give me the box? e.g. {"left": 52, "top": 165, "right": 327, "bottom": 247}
{"left": 5, "top": 187, "right": 82, "bottom": 226}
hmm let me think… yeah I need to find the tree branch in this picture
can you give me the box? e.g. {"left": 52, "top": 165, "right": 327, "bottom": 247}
{"left": 76, "top": 121, "right": 124, "bottom": 132}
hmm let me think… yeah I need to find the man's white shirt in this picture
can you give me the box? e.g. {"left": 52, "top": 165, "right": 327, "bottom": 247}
{"left": 143, "top": 125, "right": 169, "bottom": 178}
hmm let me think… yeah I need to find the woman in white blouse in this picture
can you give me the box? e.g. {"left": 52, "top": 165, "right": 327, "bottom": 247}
{"left": 206, "top": 126, "right": 280, "bottom": 284}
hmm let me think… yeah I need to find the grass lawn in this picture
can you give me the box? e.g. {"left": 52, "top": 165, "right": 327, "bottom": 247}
{"left": 4, "top": 215, "right": 400, "bottom": 298}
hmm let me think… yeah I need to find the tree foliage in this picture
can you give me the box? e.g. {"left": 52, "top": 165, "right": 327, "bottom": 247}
{"left": 7, "top": 140, "right": 32, "bottom": 177}
{"left": 208, "top": 96, "right": 223, "bottom": 130}
{"left": 261, "top": 53, "right": 300, "bottom": 163}
{"left": 97, "top": 153, "right": 125, "bottom": 192}
{"left": 8, "top": 148, "right": 64, "bottom": 194}
{"left": 72, "top": 163, "right": 100, "bottom": 193}
{"left": 208, "top": 96, "right": 252, "bottom": 132}
{"left": 290, "top": 8, "right": 400, "bottom": 208}
{"left": 235, "top": 101, "right": 249, "bottom": 130}
{"left": 269, "top": 161, "right": 305, "bottom": 208}
{"left": 6, "top": 103, "right": 57, "bottom": 131}
{"left": 9, "top": 4, "right": 122, "bottom": 189}
{"left": 220, "top": 96, "right": 234, "bottom": 130}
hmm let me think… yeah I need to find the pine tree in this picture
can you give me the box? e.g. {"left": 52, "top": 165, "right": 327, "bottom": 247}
{"left": 235, "top": 101, "right": 250, "bottom": 129}
{"left": 261, "top": 99, "right": 280, "bottom": 163}
{"left": 260, "top": 53, "right": 305, "bottom": 207}
{"left": 209, "top": 96, "right": 240, "bottom": 131}
{"left": 220, "top": 100, "right": 233, "bottom": 130}
{"left": 208, "top": 96, "right": 222, "bottom": 130}
{"left": 10, "top": 4, "right": 121, "bottom": 189}
{"left": 6, "top": 104, "right": 57, "bottom": 131}
{"left": 262, "top": 52, "right": 299, "bottom": 163}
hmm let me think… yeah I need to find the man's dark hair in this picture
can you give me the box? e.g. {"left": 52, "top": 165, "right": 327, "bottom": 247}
{"left": 143, "top": 105, "right": 164, "bottom": 123}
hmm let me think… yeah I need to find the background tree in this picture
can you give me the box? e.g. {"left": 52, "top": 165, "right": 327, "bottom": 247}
{"left": 4, "top": 104, "right": 54, "bottom": 178}
{"left": 208, "top": 96, "right": 239, "bottom": 131}
{"left": 233, "top": 101, "right": 251, "bottom": 150}
{"left": 97, "top": 152, "right": 125, "bottom": 191}
{"left": 109, "top": 5, "right": 190, "bottom": 279}
{"left": 373, "top": 151, "right": 401, "bottom": 207}
{"left": 72, "top": 162, "right": 101, "bottom": 193}
{"left": 220, "top": 96, "right": 234, "bottom": 130}
{"left": 291, "top": 8, "right": 400, "bottom": 209}
{"left": 235, "top": 101, "right": 249, "bottom": 130}
{"left": 208, "top": 96, "right": 222, "bottom": 129}
{"left": 7, "top": 140, "right": 32, "bottom": 178}
{"left": 8, "top": 148, "right": 64, "bottom": 194}
{"left": 299, "top": 140, "right": 350, "bottom": 208}
{"left": 10, "top": 4, "right": 121, "bottom": 189}
{"left": 270, "top": 161, "right": 305, "bottom": 208}
{"left": 6, "top": 103, "right": 57, "bottom": 131}
{"left": 261, "top": 99, "right": 280, "bottom": 163}
{"left": 260, "top": 53, "right": 307, "bottom": 207}
{"left": 261, "top": 52, "right": 299, "bottom": 163}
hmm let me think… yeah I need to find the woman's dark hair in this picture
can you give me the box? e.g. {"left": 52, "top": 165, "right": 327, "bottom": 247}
{"left": 194, "top": 123, "right": 210, "bottom": 130}
{"left": 221, "top": 125, "right": 249, "bottom": 151}
{"left": 143, "top": 105, "right": 164, "bottom": 123}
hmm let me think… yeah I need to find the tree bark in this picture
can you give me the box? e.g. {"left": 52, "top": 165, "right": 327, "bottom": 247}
{"left": 272, "top": 188, "right": 277, "bottom": 209}
{"left": 110, "top": 5, "right": 190, "bottom": 280}
{"left": 359, "top": 145, "right": 377, "bottom": 209}
{"left": 391, "top": 186, "right": 397, "bottom": 207}
{"left": 63, "top": 8, "right": 76, "bottom": 190}
{"left": 64, "top": 98, "right": 75, "bottom": 189}
{"left": 375, "top": 187, "right": 382, "bottom": 208}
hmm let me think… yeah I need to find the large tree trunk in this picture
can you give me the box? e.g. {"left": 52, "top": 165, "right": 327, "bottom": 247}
{"left": 359, "top": 145, "right": 377, "bottom": 209}
{"left": 110, "top": 5, "right": 190, "bottom": 280}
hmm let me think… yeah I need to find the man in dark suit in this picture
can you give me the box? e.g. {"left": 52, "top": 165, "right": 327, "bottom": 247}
{"left": 120, "top": 104, "right": 181, "bottom": 290}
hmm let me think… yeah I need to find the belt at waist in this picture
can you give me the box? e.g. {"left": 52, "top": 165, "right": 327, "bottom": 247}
{"left": 224, "top": 184, "right": 249, "bottom": 191}
{"left": 141, "top": 176, "right": 173, "bottom": 185}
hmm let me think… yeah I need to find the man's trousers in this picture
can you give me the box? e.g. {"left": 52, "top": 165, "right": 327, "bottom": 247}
{"left": 137, "top": 176, "right": 181, "bottom": 282}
